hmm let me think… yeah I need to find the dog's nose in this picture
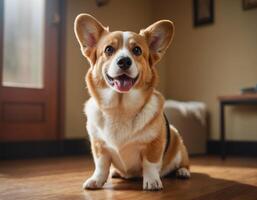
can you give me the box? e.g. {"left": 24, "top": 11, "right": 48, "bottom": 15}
{"left": 117, "top": 57, "right": 132, "bottom": 70}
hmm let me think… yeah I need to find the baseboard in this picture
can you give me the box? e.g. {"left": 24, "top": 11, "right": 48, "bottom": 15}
{"left": 0, "top": 139, "right": 90, "bottom": 160}
{"left": 2, "top": 139, "right": 256, "bottom": 160}
{"left": 207, "top": 140, "right": 257, "bottom": 156}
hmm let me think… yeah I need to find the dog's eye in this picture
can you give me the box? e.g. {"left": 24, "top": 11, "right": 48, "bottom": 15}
{"left": 105, "top": 45, "right": 115, "bottom": 56}
{"left": 132, "top": 46, "right": 142, "bottom": 56}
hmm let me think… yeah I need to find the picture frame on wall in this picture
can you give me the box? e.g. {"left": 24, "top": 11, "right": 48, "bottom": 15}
{"left": 193, "top": 0, "right": 214, "bottom": 27}
{"left": 243, "top": 0, "right": 257, "bottom": 10}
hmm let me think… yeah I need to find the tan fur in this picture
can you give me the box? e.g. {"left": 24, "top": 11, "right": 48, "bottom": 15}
{"left": 74, "top": 14, "right": 190, "bottom": 190}
{"left": 179, "top": 139, "right": 190, "bottom": 169}
{"left": 91, "top": 139, "right": 106, "bottom": 158}
{"left": 162, "top": 127, "right": 180, "bottom": 171}
{"left": 142, "top": 120, "right": 165, "bottom": 163}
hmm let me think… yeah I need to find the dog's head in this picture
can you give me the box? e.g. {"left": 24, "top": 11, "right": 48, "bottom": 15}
{"left": 74, "top": 14, "right": 174, "bottom": 93}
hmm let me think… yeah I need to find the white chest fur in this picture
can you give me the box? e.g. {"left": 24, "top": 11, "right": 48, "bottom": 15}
{"left": 84, "top": 89, "right": 163, "bottom": 175}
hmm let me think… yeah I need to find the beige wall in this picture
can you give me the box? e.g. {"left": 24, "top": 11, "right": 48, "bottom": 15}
{"left": 65, "top": 0, "right": 257, "bottom": 141}
{"left": 153, "top": 0, "right": 257, "bottom": 141}
{"left": 64, "top": 0, "right": 153, "bottom": 138}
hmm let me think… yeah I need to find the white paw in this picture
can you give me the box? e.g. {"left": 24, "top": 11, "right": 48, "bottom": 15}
{"left": 143, "top": 175, "right": 163, "bottom": 191}
{"left": 176, "top": 168, "right": 191, "bottom": 179}
{"left": 82, "top": 177, "right": 105, "bottom": 190}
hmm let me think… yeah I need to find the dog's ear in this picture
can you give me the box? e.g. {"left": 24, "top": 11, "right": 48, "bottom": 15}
{"left": 74, "top": 14, "right": 108, "bottom": 64}
{"left": 140, "top": 20, "right": 174, "bottom": 66}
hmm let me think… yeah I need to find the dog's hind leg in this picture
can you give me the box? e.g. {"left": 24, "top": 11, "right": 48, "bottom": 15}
{"left": 176, "top": 142, "right": 190, "bottom": 179}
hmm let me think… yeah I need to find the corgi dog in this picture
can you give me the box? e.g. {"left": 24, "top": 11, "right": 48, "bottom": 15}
{"left": 74, "top": 14, "right": 190, "bottom": 191}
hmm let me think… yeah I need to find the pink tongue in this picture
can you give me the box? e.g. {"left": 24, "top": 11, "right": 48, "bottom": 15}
{"left": 114, "top": 79, "right": 133, "bottom": 92}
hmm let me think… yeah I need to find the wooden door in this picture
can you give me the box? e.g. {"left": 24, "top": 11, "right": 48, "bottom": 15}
{"left": 0, "top": 0, "right": 61, "bottom": 141}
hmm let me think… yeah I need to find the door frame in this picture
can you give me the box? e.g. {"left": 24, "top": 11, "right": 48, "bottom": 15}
{"left": 0, "top": 0, "right": 67, "bottom": 141}
{"left": 57, "top": 0, "right": 67, "bottom": 140}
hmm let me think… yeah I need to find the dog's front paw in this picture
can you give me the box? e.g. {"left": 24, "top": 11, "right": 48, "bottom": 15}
{"left": 143, "top": 175, "right": 163, "bottom": 191}
{"left": 83, "top": 177, "right": 105, "bottom": 190}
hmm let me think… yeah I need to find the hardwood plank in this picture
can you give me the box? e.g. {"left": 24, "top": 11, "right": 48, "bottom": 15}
{"left": 0, "top": 156, "right": 256, "bottom": 200}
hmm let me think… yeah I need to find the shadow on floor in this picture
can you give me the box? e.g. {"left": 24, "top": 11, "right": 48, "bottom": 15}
{"left": 78, "top": 172, "right": 257, "bottom": 200}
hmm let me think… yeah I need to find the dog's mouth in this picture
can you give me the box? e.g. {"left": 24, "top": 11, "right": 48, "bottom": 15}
{"left": 106, "top": 73, "right": 138, "bottom": 92}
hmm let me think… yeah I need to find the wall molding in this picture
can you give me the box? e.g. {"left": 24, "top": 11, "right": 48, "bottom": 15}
{"left": 207, "top": 140, "right": 257, "bottom": 156}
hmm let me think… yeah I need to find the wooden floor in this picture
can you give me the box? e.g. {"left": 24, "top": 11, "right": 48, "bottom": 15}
{"left": 0, "top": 156, "right": 257, "bottom": 200}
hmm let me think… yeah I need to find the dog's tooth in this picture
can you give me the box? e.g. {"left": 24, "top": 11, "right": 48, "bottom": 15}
{"left": 114, "top": 79, "right": 121, "bottom": 88}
